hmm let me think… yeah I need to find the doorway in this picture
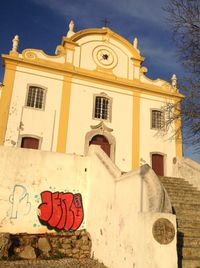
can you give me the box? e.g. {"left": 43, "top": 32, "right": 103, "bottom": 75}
{"left": 152, "top": 153, "right": 164, "bottom": 176}
{"left": 89, "top": 135, "right": 110, "bottom": 157}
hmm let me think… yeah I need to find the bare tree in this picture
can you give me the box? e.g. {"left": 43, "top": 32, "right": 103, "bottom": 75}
{"left": 164, "top": 0, "right": 200, "bottom": 150}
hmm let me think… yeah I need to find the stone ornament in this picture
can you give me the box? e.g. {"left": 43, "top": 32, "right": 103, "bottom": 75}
{"left": 171, "top": 74, "right": 177, "bottom": 88}
{"left": 133, "top": 37, "right": 138, "bottom": 49}
{"left": 152, "top": 218, "right": 175, "bottom": 244}
{"left": 93, "top": 45, "right": 118, "bottom": 69}
{"left": 67, "top": 20, "right": 75, "bottom": 38}
{"left": 133, "top": 37, "right": 140, "bottom": 53}
{"left": 12, "top": 35, "right": 20, "bottom": 52}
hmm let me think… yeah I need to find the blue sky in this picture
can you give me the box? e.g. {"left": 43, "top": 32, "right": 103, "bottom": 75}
{"left": 0, "top": 0, "right": 199, "bottom": 162}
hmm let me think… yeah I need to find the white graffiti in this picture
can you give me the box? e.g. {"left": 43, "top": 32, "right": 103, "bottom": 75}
{"left": 9, "top": 185, "right": 31, "bottom": 219}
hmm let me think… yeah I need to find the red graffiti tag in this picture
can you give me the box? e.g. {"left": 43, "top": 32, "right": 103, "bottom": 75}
{"left": 38, "top": 191, "right": 84, "bottom": 231}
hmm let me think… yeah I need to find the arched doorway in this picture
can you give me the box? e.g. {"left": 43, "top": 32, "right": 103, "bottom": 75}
{"left": 85, "top": 121, "right": 116, "bottom": 161}
{"left": 21, "top": 137, "right": 39, "bottom": 149}
{"left": 152, "top": 153, "right": 164, "bottom": 176}
{"left": 89, "top": 135, "right": 110, "bottom": 157}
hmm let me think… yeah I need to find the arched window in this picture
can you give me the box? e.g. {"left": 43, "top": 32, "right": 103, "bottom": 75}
{"left": 26, "top": 86, "right": 46, "bottom": 109}
{"left": 93, "top": 93, "right": 112, "bottom": 121}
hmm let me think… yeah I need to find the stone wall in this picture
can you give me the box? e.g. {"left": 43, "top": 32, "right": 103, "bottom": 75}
{"left": 173, "top": 157, "right": 200, "bottom": 190}
{"left": 0, "top": 229, "right": 91, "bottom": 260}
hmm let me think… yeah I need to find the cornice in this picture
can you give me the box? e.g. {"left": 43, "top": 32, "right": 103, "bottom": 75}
{"left": 2, "top": 54, "right": 185, "bottom": 100}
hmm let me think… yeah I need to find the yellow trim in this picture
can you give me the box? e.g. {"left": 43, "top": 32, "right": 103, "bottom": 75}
{"left": 2, "top": 54, "right": 185, "bottom": 101}
{"left": 9, "top": 51, "right": 19, "bottom": 57}
{"left": 132, "top": 92, "right": 140, "bottom": 168}
{"left": 175, "top": 101, "right": 183, "bottom": 158}
{"left": 56, "top": 74, "right": 72, "bottom": 152}
{"left": 0, "top": 61, "right": 17, "bottom": 144}
{"left": 61, "top": 38, "right": 79, "bottom": 49}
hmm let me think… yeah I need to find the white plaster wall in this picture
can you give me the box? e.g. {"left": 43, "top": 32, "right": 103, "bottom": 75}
{"left": 66, "top": 78, "right": 133, "bottom": 171}
{"left": 74, "top": 35, "right": 134, "bottom": 80}
{"left": 136, "top": 212, "right": 177, "bottom": 268}
{"left": 4, "top": 66, "right": 63, "bottom": 151}
{"left": 140, "top": 94, "right": 176, "bottom": 176}
{"left": 173, "top": 157, "right": 200, "bottom": 189}
{"left": 0, "top": 145, "right": 177, "bottom": 268}
{"left": 86, "top": 146, "right": 177, "bottom": 268}
{"left": 0, "top": 146, "right": 89, "bottom": 233}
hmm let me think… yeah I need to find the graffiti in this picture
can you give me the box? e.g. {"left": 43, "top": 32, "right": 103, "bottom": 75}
{"left": 38, "top": 191, "right": 84, "bottom": 231}
{"left": 9, "top": 185, "right": 31, "bottom": 219}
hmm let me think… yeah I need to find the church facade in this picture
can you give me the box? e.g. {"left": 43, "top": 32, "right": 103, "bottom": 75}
{"left": 0, "top": 22, "right": 184, "bottom": 175}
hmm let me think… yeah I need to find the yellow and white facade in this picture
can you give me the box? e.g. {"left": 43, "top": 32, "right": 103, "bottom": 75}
{"left": 0, "top": 24, "right": 184, "bottom": 175}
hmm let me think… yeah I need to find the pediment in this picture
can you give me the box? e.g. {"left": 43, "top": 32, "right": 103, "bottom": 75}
{"left": 90, "top": 121, "right": 113, "bottom": 133}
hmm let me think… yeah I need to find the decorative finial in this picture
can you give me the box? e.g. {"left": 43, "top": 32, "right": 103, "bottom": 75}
{"left": 171, "top": 74, "right": 177, "bottom": 88}
{"left": 67, "top": 20, "right": 75, "bottom": 38}
{"left": 12, "top": 35, "right": 20, "bottom": 52}
{"left": 133, "top": 37, "right": 138, "bottom": 49}
{"left": 133, "top": 37, "right": 140, "bottom": 54}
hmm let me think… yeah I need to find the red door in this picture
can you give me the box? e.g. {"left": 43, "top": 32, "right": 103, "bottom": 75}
{"left": 152, "top": 154, "right": 164, "bottom": 176}
{"left": 21, "top": 137, "right": 39, "bottom": 149}
{"left": 89, "top": 135, "right": 110, "bottom": 157}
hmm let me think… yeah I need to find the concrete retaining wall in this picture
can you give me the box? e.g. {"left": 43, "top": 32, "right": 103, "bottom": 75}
{"left": 0, "top": 145, "right": 177, "bottom": 268}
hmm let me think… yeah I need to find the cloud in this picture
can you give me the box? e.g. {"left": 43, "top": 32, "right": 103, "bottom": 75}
{"left": 28, "top": 0, "right": 179, "bottom": 80}
{"left": 29, "top": 0, "right": 167, "bottom": 26}
{"left": 137, "top": 36, "right": 183, "bottom": 79}
{"left": 101, "top": 0, "right": 167, "bottom": 24}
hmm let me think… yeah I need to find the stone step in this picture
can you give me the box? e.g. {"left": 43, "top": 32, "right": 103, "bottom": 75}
{"left": 176, "top": 213, "right": 200, "bottom": 224}
{"left": 160, "top": 176, "right": 200, "bottom": 267}
{"left": 160, "top": 180, "right": 194, "bottom": 186}
{"left": 178, "top": 228, "right": 200, "bottom": 238}
{"left": 163, "top": 183, "right": 197, "bottom": 190}
{"left": 172, "top": 202, "right": 200, "bottom": 211}
{"left": 175, "top": 209, "right": 200, "bottom": 218}
{"left": 177, "top": 219, "right": 200, "bottom": 229}
{"left": 159, "top": 176, "right": 185, "bottom": 181}
{"left": 178, "top": 237, "right": 200, "bottom": 248}
{"left": 167, "top": 191, "right": 200, "bottom": 198}
{"left": 166, "top": 188, "right": 200, "bottom": 194}
{"left": 179, "top": 247, "right": 200, "bottom": 259}
{"left": 182, "top": 259, "right": 200, "bottom": 268}
{"left": 160, "top": 178, "right": 192, "bottom": 184}
{"left": 171, "top": 197, "right": 200, "bottom": 204}
{"left": 173, "top": 205, "right": 200, "bottom": 213}
{"left": 160, "top": 179, "right": 192, "bottom": 186}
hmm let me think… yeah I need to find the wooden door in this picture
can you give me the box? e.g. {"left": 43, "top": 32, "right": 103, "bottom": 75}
{"left": 89, "top": 135, "right": 110, "bottom": 157}
{"left": 21, "top": 137, "right": 39, "bottom": 149}
{"left": 152, "top": 154, "right": 164, "bottom": 176}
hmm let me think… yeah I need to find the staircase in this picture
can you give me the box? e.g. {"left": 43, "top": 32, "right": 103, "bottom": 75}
{"left": 159, "top": 176, "right": 200, "bottom": 268}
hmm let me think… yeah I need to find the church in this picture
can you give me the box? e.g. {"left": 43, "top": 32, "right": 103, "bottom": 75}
{"left": 2, "top": 21, "right": 200, "bottom": 268}
{"left": 0, "top": 21, "right": 184, "bottom": 176}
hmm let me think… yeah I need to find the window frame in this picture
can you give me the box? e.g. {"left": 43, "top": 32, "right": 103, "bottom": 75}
{"left": 92, "top": 93, "right": 112, "bottom": 122}
{"left": 150, "top": 109, "right": 165, "bottom": 130}
{"left": 25, "top": 84, "right": 47, "bottom": 111}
